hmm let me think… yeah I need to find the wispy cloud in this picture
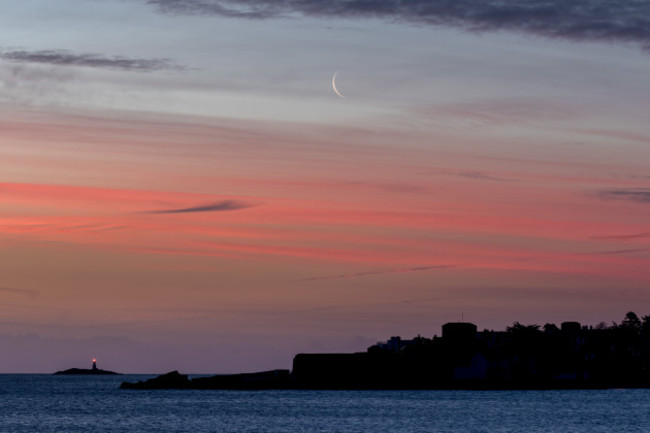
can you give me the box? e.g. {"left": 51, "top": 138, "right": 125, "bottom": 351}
{"left": 143, "top": 200, "right": 255, "bottom": 214}
{"left": 598, "top": 188, "right": 650, "bottom": 204}
{"left": 296, "top": 264, "right": 453, "bottom": 282}
{"left": 0, "top": 49, "right": 184, "bottom": 72}
{"left": 590, "top": 248, "right": 649, "bottom": 256}
{"left": 455, "top": 171, "right": 510, "bottom": 182}
{"left": 576, "top": 129, "right": 650, "bottom": 146}
{"left": 147, "top": 0, "right": 650, "bottom": 50}
{"left": 149, "top": 0, "right": 278, "bottom": 17}
{"left": 591, "top": 232, "right": 650, "bottom": 240}
{"left": 0, "top": 286, "right": 38, "bottom": 298}
{"left": 415, "top": 98, "right": 579, "bottom": 128}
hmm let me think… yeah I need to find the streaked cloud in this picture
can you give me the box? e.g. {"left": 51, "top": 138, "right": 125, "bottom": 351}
{"left": 147, "top": 0, "right": 650, "bottom": 50}
{"left": 455, "top": 171, "right": 510, "bottom": 182}
{"left": 599, "top": 188, "right": 650, "bottom": 203}
{"left": 591, "top": 232, "right": 650, "bottom": 240}
{"left": 296, "top": 265, "right": 454, "bottom": 282}
{"left": 144, "top": 200, "right": 255, "bottom": 214}
{"left": 0, "top": 286, "right": 38, "bottom": 298}
{"left": 415, "top": 98, "right": 579, "bottom": 128}
{"left": 576, "top": 129, "right": 650, "bottom": 146}
{"left": 0, "top": 49, "right": 183, "bottom": 72}
{"left": 590, "top": 248, "right": 649, "bottom": 256}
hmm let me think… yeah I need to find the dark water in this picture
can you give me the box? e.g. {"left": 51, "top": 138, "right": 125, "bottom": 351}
{"left": 1, "top": 374, "right": 649, "bottom": 432}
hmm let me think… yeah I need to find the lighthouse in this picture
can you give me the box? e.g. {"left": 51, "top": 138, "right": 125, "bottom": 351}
{"left": 92, "top": 358, "right": 97, "bottom": 371}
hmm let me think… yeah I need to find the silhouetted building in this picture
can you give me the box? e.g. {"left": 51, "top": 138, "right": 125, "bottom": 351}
{"left": 375, "top": 336, "right": 417, "bottom": 352}
{"left": 561, "top": 322, "right": 581, "bottom": 333}
{"left": 442, "top": 322, "right": 477, "bottom": 341}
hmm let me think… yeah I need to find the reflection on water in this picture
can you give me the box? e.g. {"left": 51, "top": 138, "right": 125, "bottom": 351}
{"left": 1, "top": 375, "right": 648, "bottom": 432}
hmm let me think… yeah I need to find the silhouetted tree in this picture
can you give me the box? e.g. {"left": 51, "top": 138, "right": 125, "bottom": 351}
{"left": 506, "top": 322, "right": 540, "bottom": 334}
{"left": 621, "top": 312, "right": 642, "bottom": 333}
{"left": 642, "top": 315, "right": 650, "bottom": 335}
{"left": 543, "top": 323, "right": 559, "bottom": 333}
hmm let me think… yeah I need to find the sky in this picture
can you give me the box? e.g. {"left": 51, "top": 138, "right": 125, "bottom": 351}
{"left": 1, "top": 0, "right": 650, "bottom": 373}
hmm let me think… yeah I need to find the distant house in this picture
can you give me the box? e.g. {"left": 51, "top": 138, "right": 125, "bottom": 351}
{"left": 375, "top": 336, "right": 417, "bottom": 352}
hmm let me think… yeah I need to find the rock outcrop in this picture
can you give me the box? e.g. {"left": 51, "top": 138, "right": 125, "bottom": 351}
{"left": 120, "top": 369, "right": 290, "bottom": 390}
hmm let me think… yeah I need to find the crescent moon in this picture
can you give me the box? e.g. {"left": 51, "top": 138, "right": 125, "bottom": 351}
{"left": 332, "top": 71, "right": 346, "bottom": 99}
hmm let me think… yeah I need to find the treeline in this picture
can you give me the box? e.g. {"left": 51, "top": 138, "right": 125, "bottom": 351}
{"left": 506, "top": 311, "right": 650, "bottom": 335}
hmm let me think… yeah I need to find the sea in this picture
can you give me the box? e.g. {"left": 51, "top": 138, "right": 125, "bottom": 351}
{"left": 1, "top": 374, "right": 649, "bottom": 432}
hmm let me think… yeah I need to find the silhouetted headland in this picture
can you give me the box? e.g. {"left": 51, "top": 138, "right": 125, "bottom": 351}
{"left": 55, "top": 358, "right": 120, "bottom": 375}
{"left": 120, "top": 370, "right": 290, "bottom": 390}
{"left": 120, "top": 312, "right": 650, "bottom": 390}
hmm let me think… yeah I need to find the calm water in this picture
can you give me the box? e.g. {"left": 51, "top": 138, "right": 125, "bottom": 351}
{"left": 0, "top": 374, "right": 649, "bottom": 432}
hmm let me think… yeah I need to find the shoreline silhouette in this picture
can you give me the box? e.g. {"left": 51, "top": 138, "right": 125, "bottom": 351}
{"left": 121, "top": 312, "right": 650, "bottom": 390}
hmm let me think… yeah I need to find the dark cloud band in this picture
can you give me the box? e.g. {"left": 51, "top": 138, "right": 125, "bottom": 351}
{"left": 599, "top": 188, "right": 650, "bottom": 204}
{"left": 146, "top": 0, "right": 650, "bottom": 50}
{"left": 144, "top": 200, "right": 254, "bottom": 214}
{"left": 0, "top": 49, "right": 183, "bottom": 72}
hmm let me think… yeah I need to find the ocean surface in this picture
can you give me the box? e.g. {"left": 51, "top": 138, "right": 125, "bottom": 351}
{"left": 1, "top": 374, "right": 649, "bottom": 432}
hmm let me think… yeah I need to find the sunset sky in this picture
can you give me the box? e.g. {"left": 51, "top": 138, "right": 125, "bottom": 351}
{"left": 1, "top": 0, "right": 650, "bottom": 373}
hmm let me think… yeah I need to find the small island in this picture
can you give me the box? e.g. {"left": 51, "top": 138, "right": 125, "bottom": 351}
{"left": 55, "top": 358, "right": 121, "bottom": 375}
{"left": 121, "top": 312, "right": 650, "bottom": 390}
